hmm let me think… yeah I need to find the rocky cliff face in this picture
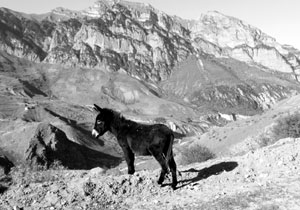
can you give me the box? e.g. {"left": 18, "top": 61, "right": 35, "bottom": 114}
{"left": 0, "top": 1, "right": 193, "bottom": 81}
{"left": 190, "top": 11, "right": 300, "bottom": 79}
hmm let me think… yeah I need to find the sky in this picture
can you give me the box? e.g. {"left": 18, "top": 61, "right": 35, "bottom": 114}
{"left": 1, "top": 0, "right": 300, "bottom": 49}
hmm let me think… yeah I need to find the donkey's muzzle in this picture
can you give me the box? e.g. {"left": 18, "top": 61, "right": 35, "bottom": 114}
{"left": 92, "top": 129, "right": 100, "bottom": 138}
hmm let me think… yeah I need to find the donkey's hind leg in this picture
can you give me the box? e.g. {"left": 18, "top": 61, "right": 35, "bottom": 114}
{"left": 168, "top": 152, "right": 178, "bottom": 189}
{"left": 149, "top": 148, "right": 169, "bottom": 185}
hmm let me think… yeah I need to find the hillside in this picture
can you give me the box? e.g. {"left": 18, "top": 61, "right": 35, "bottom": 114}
{"left": 0, "top": 49, "right": 214, "bottom": 170}
{"left": 161, "top": 54, "right": 299, "bottom": 115}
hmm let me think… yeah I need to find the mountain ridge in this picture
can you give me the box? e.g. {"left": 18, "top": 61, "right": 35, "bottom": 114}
{"left": 1, "top": 1, "right": 299, "bottom": 77}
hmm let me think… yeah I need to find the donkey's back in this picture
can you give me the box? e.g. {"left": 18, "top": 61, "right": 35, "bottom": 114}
{"left": 121, "top": 123, "right": 173, "bottom": 156}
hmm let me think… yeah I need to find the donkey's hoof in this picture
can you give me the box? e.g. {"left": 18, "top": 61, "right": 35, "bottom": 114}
{"left": 157, "top": 179, "right": 163, "bottom": 185}
{"left": 128, "top": 170, "right": 135, "bottom": 175}
{"left": 171, "top": 183, "right": 177, "bottom": 190}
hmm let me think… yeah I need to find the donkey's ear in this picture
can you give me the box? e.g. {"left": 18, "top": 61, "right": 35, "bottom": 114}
{"left": 93, "top": 104, "right": 102, "bottom": 112}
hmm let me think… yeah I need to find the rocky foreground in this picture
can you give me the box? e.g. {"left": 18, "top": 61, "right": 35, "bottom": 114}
{"left": 1, "top": 137, "right": 299, "bottom": 210}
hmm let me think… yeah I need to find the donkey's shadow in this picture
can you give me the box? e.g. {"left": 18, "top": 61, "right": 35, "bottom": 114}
{"left": 176, "top": 161, "right": 238, "bottom": 189}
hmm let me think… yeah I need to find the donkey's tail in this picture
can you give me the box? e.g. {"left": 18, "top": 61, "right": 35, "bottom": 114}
{"left": 165, "top": 132, "right": 174, "bottom": 163}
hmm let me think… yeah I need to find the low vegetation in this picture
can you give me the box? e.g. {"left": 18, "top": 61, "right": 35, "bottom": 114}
{"left": 179, "top": 144, "right": 216, "bottom": 165}
{"left": 10, "top": 161, "right": 65, "bottom": 186}
{"left": 256, "top": 134, "right": 275, "bottom": 148}
{"left": 257, "top": 112, "right": 300, "bottom": 147}
{"left": 272, "top": 112, "right": 300, "bottom": 140}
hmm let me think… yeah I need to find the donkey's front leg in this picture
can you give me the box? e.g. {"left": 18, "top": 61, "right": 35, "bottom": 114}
{"left": 121, "top": 146, "right": 135, "bottom": 174}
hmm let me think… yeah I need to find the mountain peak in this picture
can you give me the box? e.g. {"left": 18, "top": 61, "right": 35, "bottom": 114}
{"left": 190, "top": 10, "right": 277, "bottom": 49}
{"left": 93, "top": 0, "right": 116, "bottom": 7}
{"left": 83, "top": 0, "right": 156, "bottom": 17}
{"left": 202, "top": 10, "right": 226, "bottom": 17}
{"left": 199, "top": 10, "right": 247, "bottom": 27}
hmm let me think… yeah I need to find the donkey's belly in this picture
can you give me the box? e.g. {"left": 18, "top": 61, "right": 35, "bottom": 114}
{"left": 134, "top": 149, "right": 151, "bottom": 156}
{"left": 127, "top": 137, "right": 151, "bottom": 156}
{"left": 131, "top": 144, "right": 151, "bottom": 156}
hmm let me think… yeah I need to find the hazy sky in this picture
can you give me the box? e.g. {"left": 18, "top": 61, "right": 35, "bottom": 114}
{"left": 1, "top": 0, "right": 300, "bottom": 49}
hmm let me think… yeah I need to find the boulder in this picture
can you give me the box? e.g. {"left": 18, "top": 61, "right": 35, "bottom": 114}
{"left": 25, "top": 123, "right": 88, "bottom": 169}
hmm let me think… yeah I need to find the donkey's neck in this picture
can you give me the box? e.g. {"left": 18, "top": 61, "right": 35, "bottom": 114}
{"left": 109, "top": 112, "right": 135, "bottom": 137}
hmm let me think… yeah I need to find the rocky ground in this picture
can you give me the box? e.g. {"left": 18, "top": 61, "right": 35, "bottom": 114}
{"left": 1, "top": 137, "right": 300, "bottom": 210}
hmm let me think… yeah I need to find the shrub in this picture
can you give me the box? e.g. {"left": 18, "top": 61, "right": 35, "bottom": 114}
{"left": 179, "top": 144, "right": 215, "bottom": 165}
{"left": 255, "top": 112, "right": 300, "bottom": 148}
{"left": 83, "top": 179, "right": 96, "bottom": 196}
{"left": 272, "top": 112, "right": 300, "bottom": 140}
{"left": 256, "top": 134, "right": 273, "bottom": 147}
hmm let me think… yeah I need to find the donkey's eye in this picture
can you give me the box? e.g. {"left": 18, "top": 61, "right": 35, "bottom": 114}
{"left": 96, "top": 120, "right": 102, "bottom": 124}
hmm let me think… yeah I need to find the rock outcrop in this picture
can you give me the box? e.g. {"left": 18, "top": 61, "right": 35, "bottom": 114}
{"left": 25, "top": 123, "right": 87, "bottom": 169}
{"left": 25, "top": 123, "right": 121, "bottom": 169}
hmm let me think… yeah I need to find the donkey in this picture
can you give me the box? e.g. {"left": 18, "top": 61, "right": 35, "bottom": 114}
{"left": 92, "top": 104, "right": 178, "bottom": 189}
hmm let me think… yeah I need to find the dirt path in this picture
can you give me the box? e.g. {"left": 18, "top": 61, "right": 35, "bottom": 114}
{"left": 1, "top": 137, "right": 300, "bottom": 210}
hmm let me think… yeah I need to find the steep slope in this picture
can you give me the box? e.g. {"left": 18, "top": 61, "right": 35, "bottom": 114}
{"left": 162, "top": 54, "right": 300, "bottom": 115}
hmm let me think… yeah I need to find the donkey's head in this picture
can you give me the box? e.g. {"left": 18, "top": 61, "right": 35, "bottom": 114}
{"left": 92, "top": 104, "right": 112, "bottom": 138}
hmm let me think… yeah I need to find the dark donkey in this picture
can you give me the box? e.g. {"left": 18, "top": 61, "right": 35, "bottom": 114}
{"left": 92, "top": 104, "right": 178, "bottom": 189}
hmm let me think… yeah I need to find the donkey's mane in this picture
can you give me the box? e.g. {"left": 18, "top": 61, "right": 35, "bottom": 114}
{"left": 105, "top": 108, "right": 138, "bottom": 129}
